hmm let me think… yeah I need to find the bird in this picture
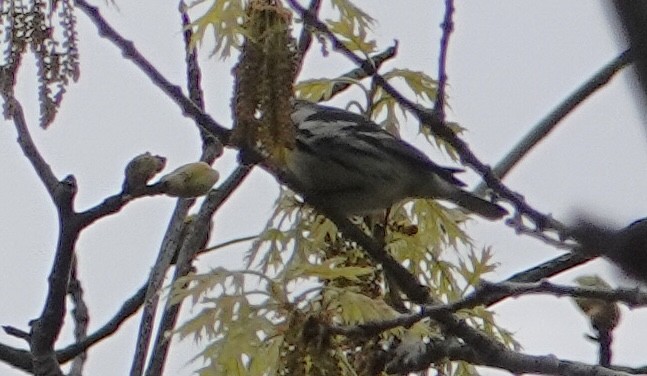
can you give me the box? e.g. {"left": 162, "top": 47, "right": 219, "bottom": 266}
{"left": 283, "top": 100, "right": 507, "bottom": 220}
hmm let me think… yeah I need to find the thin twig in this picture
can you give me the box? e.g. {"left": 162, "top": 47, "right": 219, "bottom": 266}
{"left": 330, "top": 280, "right": 646, "bottom": 340}
{"left": 433, "top": 0, "right": 454, "bottom": 120}
{"left": 0, "top": 342, "right": 31, "bottom": 372}
{"left": 2, "top": 94, "right": 59, "bottom": 196}
{"left": 77, "top": 185, "right": 166, "bottom": 225}
{"left": 475, "top": 49, "right": 632, "bottom": 194}
{"left": 2, "top": 326, "right": 30, "bottom": 341}
{"left": 67, "top": 258, "right": 89, "bottom": 376}
{"left": 202, "top": 234, "right": 258, "bottom": 253}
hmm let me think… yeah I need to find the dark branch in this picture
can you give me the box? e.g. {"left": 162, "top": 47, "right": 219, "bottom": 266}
{"left": 476, "top": 49, "right": 632, "bottom": 192}
{"left": 432, "top": 0, "right": 454, "bottom": 120}
{"left": 145, "top": 165, "right": 252, "bottom": 376}
{"left": 613, "top": 2, "right": 647, "bottom": 108}
{"left": 386, "top": 336, "right": 629, "bottom": 376}
{"left": 286, "top": 0, "right": 563, "bottom": 236}
{"left": 0, "top": 342, "right": 31, "bottom": 372}
{"left": 180, "top": 1, "right": 205, "bottom": 110}
{"left": 329, "top": 43, "right": 398, "bottom": 99}
{"left": 67, "top": 259, "right": 89, "bottom": 376}
{"left": 2, "top": 95, "right": 59, "bottom": 198}
{"left": 130, "top": 199, "right": 194, "bottom": 376}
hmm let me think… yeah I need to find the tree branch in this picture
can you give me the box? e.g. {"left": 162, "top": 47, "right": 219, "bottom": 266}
{"left": 385, "top": 336, "right": 630, "bottom": 376}
{"left": 475, "top": 49, "right": 632, "bottom": 193}
{"left": 295, "top": 0, "right": 323, "bottom": 71}
{"left": 0, "top": 343, "right": 31, "bottom": 372}
{"left": 2, "top": 95, "right": 83, "bottom": 376}
{"left": 67, "top": 258, "right": 89, "bottom": 376}
{"left": 328, "top": 43, "right": 398, "bottom": 99}
{"left": 432, "top": 0, "right": 454, "bottom": 120}
{"left": 56, "top": 283, "right": 147, "bottom": 363}
{"left": 130, "top": 198, "right": 194, "bottom": 376}
{"left": 145, "top": 165, "right": 252, "bottom": 376}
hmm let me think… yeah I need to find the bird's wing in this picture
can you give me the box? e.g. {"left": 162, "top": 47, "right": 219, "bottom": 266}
{"left": 297, "top": 118, "right": 465, "bottom": 187}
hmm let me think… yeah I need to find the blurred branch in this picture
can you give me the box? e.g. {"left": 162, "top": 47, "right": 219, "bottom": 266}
{"left": 179, "top": 0, "right": 226, "bottom": 158}
{"left": 67, "top": 258, "right": 89, "bottom": 376}
{"left": 598, "top": 330, "right": 613, "bottom": 367}
{"left": 432, "top": 0, "right": 454, "bottom": 120}
{"left": 75, "top": 0, "right": 232, "bottom": 144}
{"left": 475, "top": 49, "right": 632, "bottom": 194}
{"left": 609, "top": 364, "right": 647, "bottom": 374}
{"left": 2, "top": 326, "right": 29, "bottom": 341}
{"left": 145, "top": 165, "right": 252, "bottom": 376}
{"left": 613, "top": 2, "right": 647, "bottom": 108}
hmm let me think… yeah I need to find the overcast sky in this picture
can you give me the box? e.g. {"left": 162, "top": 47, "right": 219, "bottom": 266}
{"left": 0, "top": 1, "right": 645, "bottom": 375}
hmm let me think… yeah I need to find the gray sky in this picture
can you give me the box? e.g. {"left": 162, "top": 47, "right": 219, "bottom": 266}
{"left": 1, "top": 1, "right": 645, "bottom": 375}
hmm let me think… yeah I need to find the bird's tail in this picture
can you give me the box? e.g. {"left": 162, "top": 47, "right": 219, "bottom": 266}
{"left": 449, "top": 190, "right": 507, "bottom": 220}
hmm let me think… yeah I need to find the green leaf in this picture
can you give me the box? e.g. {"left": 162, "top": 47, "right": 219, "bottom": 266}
{"left": 187, "top": 0, "right": 245, "bottom": 58}
{"left": 324, "top": 0, "right": 376, "bottom": 54}
{"left": 325, "top": 287, "right": 399, "bottom": 325}
{"left": 291, "top": 257, "right": 374, "bottom": 281}
{"left": 330, "top": 0, "right": 375, "bottom": 29}
{"left": 383, "top": 68, "right": 438, "bottom": 102}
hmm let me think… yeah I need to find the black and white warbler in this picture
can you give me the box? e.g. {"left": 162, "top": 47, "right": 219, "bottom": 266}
{"left": 284, "top": 100, "right": 507, "bottom": 220}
